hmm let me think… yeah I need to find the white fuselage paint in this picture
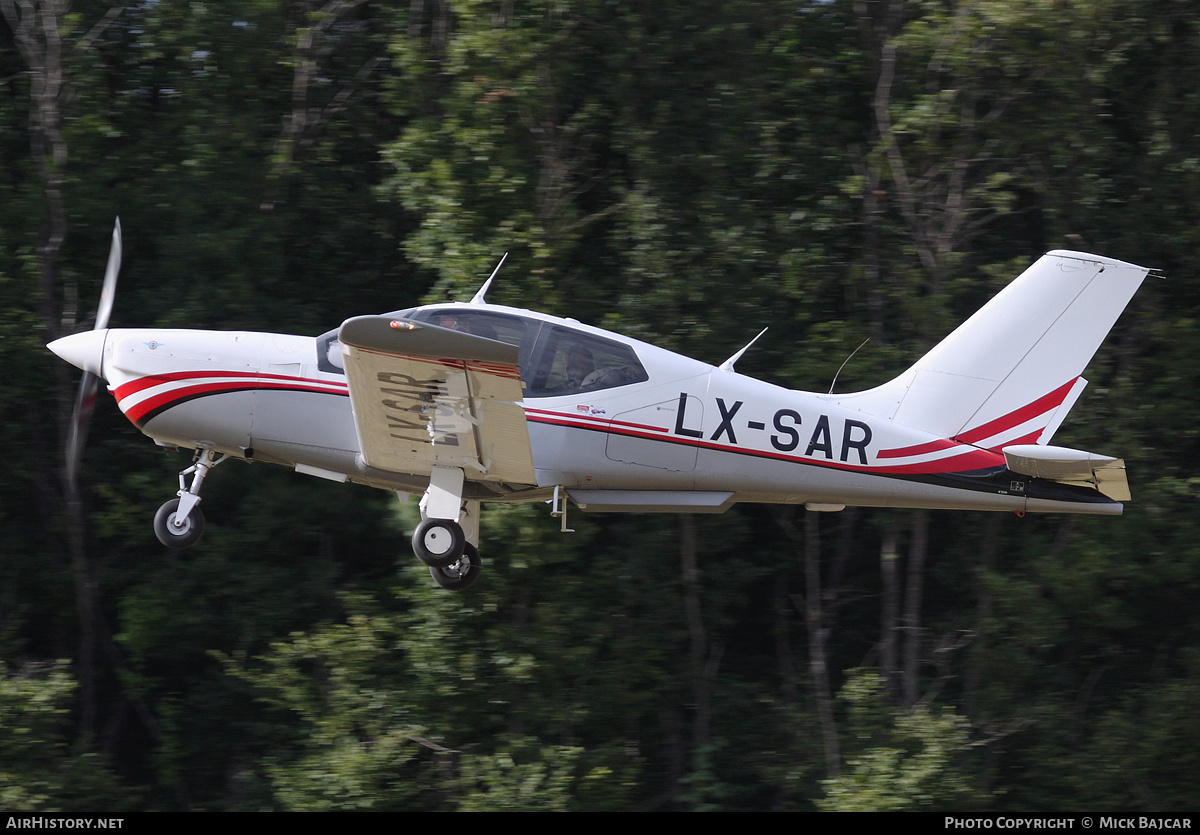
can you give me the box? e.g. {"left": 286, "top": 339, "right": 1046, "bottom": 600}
{"left": 86, "top": 308, "right": 1121, "bottom": 517}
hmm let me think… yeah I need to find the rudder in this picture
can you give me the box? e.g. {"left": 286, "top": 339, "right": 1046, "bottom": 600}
{"left": 830, "top": 251, "right": 1148, "bottom": 448}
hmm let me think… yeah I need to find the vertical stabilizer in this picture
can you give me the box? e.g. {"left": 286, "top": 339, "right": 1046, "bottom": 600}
{"left": 829, "top": 251, "right": 1148, "bottom": 447}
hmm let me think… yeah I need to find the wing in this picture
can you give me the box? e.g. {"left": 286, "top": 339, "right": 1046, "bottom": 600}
{"left": 338, "top": 316, "right": 536, "bottom": 485}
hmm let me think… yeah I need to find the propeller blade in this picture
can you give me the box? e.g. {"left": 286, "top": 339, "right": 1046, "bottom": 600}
{"left": 65, "top": 371, "right": 99, "bottom": 492}
{"left": 65, "top": 217, "right": 121, "bottom": 491}
{"left": 94, "top": 218, "right": 121, "bottom": 331}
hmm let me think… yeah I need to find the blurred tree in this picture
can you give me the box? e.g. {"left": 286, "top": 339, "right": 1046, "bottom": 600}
{"left": 1, "top": 0, "right": 1198, "bottom": 813}
{"left": 0, "top": 661, "right": 129, "bottom": 811}
{"left": 817, "top": 669, "right": 989, "bottom": 811}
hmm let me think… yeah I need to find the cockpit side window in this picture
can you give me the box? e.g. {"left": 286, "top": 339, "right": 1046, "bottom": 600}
{"left": 410, "top": 309, "right": 528, "bottom": 347}
{"left": 316, "top": 329, "right": 345, "bottom": 374}
{"left": 526, "top": 325, "right": 648, "bottom": 398}
{"left": 318, "top": 310, "right": 647, "bottom": 397}
{"left": 409, "top": 309, "right": 538, "bottom": 384}
{"left": 317, "top": 308, "right": 522, "bottom": 377}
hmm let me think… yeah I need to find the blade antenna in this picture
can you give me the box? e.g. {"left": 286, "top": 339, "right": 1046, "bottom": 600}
{"left": 470, "top": 252, "right": 508, "bottom": 305}
{"left": 829, "top": 337, "right": 869, "bottom": 394}
{"left": 719, "top": 327, "right": 768, "bottom": 373}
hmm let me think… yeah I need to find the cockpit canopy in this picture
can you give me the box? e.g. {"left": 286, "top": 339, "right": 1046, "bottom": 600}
{"left": 318, "top": 307, "right": 649, "bottom": 398}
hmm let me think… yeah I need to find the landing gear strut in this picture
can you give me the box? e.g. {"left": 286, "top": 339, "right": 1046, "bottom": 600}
{"left": 154, "top": 448, "right": 225, "bottom": 549}
{"left": 414, "top": 467, "right": 482, "bottom": 590}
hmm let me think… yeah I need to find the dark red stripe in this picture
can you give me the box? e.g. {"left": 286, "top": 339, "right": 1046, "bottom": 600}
{"left": 989, "top": 429, "right": 1042, "bottom": 452}
{"left": 524, "top": 407, "right": 668, "bottom": 434}
{"left": 113, "top": 369, "right": 347, "bottom": 402}
{"left": 953, "top": 379, "right": 1077, "bottom": 445}
{"left": 125, "top": 381, "right": 257, "bottom": 423}
{"left": 876, "top": 438, "right": 958, "bottom": 459}
{"left": 124, "top": 380, "right": 348, "bottom": 424}
{"left": 526, "top": 413, "right": 1005, "bottom": 476}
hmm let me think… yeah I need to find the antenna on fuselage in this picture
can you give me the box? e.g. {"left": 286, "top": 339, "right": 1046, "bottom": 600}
{"left": 828, "top": 337, "right": 870, "bottom": 394}
{"left": 470, "top": 252, "right": 508, "bottom": 305}
{"left": 719, "top": 328, "right": 768, "bottom": 373}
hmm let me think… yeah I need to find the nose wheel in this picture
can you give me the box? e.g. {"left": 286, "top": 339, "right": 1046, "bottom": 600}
{"left": 154, "top": 499, "right": 206, "bottom": 549}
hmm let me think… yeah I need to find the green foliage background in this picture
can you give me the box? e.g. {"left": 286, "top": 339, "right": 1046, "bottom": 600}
{"left": 2, "top": 0, "right": 1198, "bottom": 811}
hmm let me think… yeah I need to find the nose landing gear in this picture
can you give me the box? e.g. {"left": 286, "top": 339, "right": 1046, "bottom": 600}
{"left": 154, "top": 448, "right": 226, "bottom": 549}
{"left": 153, "top": 498, "right": 205, "bottom": 549}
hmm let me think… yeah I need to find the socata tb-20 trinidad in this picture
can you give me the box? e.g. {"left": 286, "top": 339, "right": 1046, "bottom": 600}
{"left": 49, "top": 221, "right": 1147, "bottom": 590}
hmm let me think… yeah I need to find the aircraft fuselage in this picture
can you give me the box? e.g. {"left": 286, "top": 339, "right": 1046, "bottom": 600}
{"left": 80, "top": 315, "right": 1121, "bottom": 517}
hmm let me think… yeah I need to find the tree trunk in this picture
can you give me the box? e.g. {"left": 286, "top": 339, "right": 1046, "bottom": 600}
{"left": 680, "top": 514, "right": 717, "bottom": 757}
{"left": 879, "top": 519, "right": 900, "bottom": 703}
{"left": 3, "top": 0, "right": 99, "bottom": 739}
{"left": 901, "top": 509, "right": 929, "bottom": 708}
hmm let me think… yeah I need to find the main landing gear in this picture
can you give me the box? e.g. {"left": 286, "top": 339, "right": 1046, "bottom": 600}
{"left": 154, "top": 448, "right": 226, "bottom": 549}
{"left": 427, "top": 542, "right": 481, "bottom": 591}
{"left": 413, "top": 517, "right": 483, "bottom": 591}
{"left": 413, "top": 467, "right": 482, "bottom": 591}
{"left": 412, "top": 518, "right": 466, "bottom": 568}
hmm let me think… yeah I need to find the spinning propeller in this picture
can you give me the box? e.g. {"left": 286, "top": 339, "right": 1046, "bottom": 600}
{"left": 61, "top": 218, "right": 121, "bottom": 492}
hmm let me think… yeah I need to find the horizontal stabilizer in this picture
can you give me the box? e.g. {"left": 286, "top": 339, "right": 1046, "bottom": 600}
{"left": 1002, "top": 444, "right": 1130, "bottom": 501}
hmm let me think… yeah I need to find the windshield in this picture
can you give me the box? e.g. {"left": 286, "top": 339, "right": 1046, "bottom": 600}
{"left": 318, "top": 308, "right": 650, "bottom": 397}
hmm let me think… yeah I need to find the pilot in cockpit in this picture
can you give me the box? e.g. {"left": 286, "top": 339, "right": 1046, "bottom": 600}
{"left": 562, "top": 346, "right": 595, "bottom": 391}
{"left": 433, "top": 311, "right": 499, "bottom": 342}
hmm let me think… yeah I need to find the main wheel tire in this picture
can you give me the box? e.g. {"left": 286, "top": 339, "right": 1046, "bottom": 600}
{"left": 429, "top": 543, "right": 482, "bottom": 591}
{"left": 412, "top": 518, "right": 466, "bottom": 567}
{"left": 153, "top": 499, "right": 205, "bottom": 549}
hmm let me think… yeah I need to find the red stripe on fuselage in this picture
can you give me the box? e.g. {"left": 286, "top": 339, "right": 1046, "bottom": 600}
{"left": 876, "top": 438, "right": 959, "bottom": 459}
{"left": 989, "top": 429, "right": 1042, "bottom": 452}
{"left": 523, "top": 407, "right": 669, "bottom": 435}
{"left": 114, "top": 371, "right": 348, "bottom": 425}
{"left": 113, "top": 369, "right": 347, "bottom": 402}
{"left": 525, "top": 411, "right": 1004, "bottom": 476}
{"left": 953, "top": 379, "right": 1077, "bottom": 446}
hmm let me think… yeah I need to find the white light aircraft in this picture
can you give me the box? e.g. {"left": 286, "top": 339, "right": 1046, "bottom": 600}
{"left": 50, "top": 221, "right": 1148, "bottom": 589}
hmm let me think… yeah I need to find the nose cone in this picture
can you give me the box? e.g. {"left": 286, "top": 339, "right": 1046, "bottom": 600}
{"left": 48, "top": 329, "right": 109, "bottom": 378}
